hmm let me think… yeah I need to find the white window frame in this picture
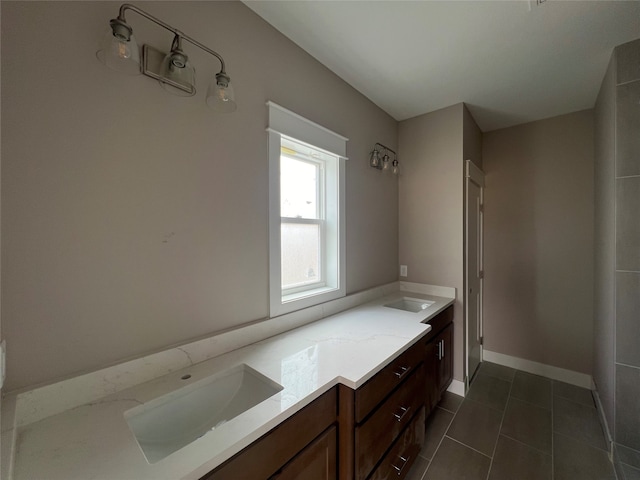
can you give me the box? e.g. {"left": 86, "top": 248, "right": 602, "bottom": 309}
{"left": 267, "top": 101, "right": 347, "bottom": 318}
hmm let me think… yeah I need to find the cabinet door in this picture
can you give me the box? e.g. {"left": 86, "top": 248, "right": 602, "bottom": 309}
{"left": 271, "top": 426, "right": 337, "bottom": 480}
{"left": 437, "top": 323, "right": 453, "bottom": 395}
{"left": 424, "top": 339, "right": 439, "bottom": 416}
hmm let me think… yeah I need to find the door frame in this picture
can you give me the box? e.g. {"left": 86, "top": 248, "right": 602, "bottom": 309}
{"left": 464, "top": 159, "right": 485, "bottom": 391}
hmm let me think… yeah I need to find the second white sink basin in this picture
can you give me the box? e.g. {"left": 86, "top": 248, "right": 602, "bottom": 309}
{"left": 384, "top": 297, "right": 435, "bottom": 313}
{"left": 124, "top": 364, "right": 283, "bottom": 464}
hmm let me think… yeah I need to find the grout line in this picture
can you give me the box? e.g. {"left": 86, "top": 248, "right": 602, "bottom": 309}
{"left": 423, "top": 400, "right": 460, "bottom": 476}
{"left": 445, "top": 435, "right": 493, "bottom": 459}
{"left": 484, "top": 373, "right": 515, "bottom": 480}
{"left": 614, "top": 361, "right": 640, "bottom": 371}
{"left": 508, "top": 393, "right": 552, "bottom": 412}
{"left": 499, "top": 433, "right": 552, "bottom": 457}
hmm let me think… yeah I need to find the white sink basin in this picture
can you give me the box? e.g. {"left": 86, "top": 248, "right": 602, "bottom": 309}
{"left": 384, "top": 297, "right": 435, "bottom": 313}
{"left": 124, "top": 364, "right": 283, "bottom": 464}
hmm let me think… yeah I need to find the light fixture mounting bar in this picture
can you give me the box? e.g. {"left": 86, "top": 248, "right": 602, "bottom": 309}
{"left": 117, "top": 3, "right": 227, "bottom": 73}
{"left": 373, "top": 142, "right": 396, "bottom": 157}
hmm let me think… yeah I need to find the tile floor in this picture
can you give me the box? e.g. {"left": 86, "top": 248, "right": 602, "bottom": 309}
{"left": 406, "top": 362, "right": 617, "bottom": 480}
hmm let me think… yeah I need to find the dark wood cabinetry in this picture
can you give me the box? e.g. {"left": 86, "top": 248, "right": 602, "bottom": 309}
{"left": 271, "top": 426, "right": 337, "bottom": 480}
{"left": 339, "top": 340, "right": 426, "bottom": 480}
{"left": 202, "top": 387, "right": 337, "bottom": 480}
{"left": 423, "top": 305, "right": 454, "bottom": 417}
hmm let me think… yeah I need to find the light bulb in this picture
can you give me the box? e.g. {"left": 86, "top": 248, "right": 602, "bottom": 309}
{"left": 114, "top": 39, "right": 132, "bottom": 59}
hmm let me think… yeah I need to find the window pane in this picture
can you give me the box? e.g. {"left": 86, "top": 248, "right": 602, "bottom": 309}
{"left": 281, "top": 222, "right": 321, "bottom": 289}
{"left": 280, "top": 156, "right": 318, "bottom": 219}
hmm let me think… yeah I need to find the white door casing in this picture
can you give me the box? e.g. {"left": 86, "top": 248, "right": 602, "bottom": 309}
{"left": 465, "top": 160, "right": 484, "bottom": 387}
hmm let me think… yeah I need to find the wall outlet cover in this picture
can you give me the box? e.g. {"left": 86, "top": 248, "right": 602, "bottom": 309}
{"left": 400, "top": 265, "right": 408, "bottom": 277}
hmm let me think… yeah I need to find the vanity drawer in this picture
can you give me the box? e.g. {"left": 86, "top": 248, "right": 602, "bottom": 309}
{"left": 355, "top": 365, "right": 425, "bottom": 480}
{"left": 367, "top": 406, "right": 426, "bottom": 480}
{"left": 354, "top": 340, "right": 423, "bottom": 422}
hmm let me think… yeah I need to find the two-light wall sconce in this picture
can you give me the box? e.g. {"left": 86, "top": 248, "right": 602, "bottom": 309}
{"left": 97, "top": 3, "right": 237, "bottom": 112}
{"left": 369, "top": 143, "right": 399, "bottom": 175}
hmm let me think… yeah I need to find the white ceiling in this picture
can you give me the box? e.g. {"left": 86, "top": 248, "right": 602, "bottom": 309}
{"left": 244, "top": 1, "right": 640, "bottom": 131}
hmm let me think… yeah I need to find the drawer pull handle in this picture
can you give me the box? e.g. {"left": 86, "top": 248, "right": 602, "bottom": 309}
{"left": 393, "top": 365, "right": 411, "bottom": 380}
{"left": 393, "top": 406, "right": 411, "bottom": 422}
{"left": 392, "top": 455, "right": 411, "bottom": 476}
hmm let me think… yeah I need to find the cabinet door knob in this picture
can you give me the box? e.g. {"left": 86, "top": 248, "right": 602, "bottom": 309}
{"left": 393, "top": 365, "right": 411, "bottom": 380}
{"left": 393, "top": 405, "right": 411, "bottom": 422}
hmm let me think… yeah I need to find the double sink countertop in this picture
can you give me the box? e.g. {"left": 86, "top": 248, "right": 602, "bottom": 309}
{"left": 11, "top": 291, "right": 454, "bottom": 480}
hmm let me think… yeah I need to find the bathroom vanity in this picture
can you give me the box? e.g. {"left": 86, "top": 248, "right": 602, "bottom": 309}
{"left": 201, "top": 305, "right": 454, "bottom": 480}
{"left": 8, "top": 290, "right": 455, "bottom": 480}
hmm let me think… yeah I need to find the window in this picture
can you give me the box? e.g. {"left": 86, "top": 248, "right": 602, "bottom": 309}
{"left": 268, "top": 102, "right": 347, "bottom": 317}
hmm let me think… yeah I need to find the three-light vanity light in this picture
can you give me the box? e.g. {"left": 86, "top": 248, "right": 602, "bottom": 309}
{"left": 369, "top": 143, "right": 399, "bottom": 175}
{"left": 97, "top": 3, "right": 237, "bottom": 112}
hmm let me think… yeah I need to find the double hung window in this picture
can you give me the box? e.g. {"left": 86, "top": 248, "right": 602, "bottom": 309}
{"left": 268, "top": 102, "right": 347, "bottom": 317}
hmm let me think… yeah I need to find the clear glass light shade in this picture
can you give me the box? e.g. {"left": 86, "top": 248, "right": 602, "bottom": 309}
{"left": 96, "top": 28, "right": 141, "bottom": 75}
{"left": 369, "top": 149, "right": 380, "bottom": 168}
{"left": 206, "top": 75, "right": 237, "bottom": 113}
{"left": 392, "top": 160, "right": 399, "bottom": 175}
{"left": 382, "top": 154, "right": 390, "bottom": 170}
{"left": 159, "top": 50, "right": 196, "bottom": 97}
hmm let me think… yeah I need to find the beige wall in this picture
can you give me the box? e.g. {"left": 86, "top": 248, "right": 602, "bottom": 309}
{"left": 483, "top": 110, "right": 594, "bottom": 374}
{"left": 1, "top": 1, "right": 399, "bottom": 392}
{"left": 398, "top": 104, "right": 466, "bottom": 382}
{"left": 463, "top": 105, "right": 483, "bottom": 169}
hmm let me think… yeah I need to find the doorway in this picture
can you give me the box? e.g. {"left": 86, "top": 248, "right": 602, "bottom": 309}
{"left": 465, "top": 159, "right": 484, "bottom": 388}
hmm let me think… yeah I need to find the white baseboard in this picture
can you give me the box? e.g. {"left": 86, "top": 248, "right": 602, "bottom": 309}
{"left": 482, "top": 350, "right": 592, "bottom": 389}
{"left": 447, "top": 379, "right": 465, "bottom": 397}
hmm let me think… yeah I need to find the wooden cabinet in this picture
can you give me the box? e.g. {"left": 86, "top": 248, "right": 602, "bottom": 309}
{"left": 339, "top": 340, "right": 426, "bottom": 480}
{"left": 202, "top": 387, "right": 337, "bottom": 480}
{"left": 271, "top": 426, "right": 337, "bottom": 480}
{"left": 423, "top": 305, "right": 454, "bottom": 418}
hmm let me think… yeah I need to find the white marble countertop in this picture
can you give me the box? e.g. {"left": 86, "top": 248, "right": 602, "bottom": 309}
{"left": 11, "top": 291, "right": 453, "bottom": 480}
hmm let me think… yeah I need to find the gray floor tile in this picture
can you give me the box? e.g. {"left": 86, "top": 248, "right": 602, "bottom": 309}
{"left": 438, "top": 391, "right": 463, "bottom": 413}
{"left": 478, "top": 362, "right": 516, "bottom": 382}
{"left": 422, "top": 407, "right": 454, "bottom": 460}
{"left": 424, "top": 437, "right": 491, "bottom": 480}
{"left": 553, "top": 380, "right": 594, "bottom": 407}
{"left": 466, "top": 373, "right": 511, "bottom": 411}
{"left": 446, "top": 399, "right": 502, "bottom": 456}
{"left": 616, "top": 364, "right": 640, "bottom": 451}
{"left": 488, "top": 435, "right": 552, "bottom": 480}
{"left": 617, "top": 443, "right": 640, "bottom": 470}
{"left": 554, "top": 433, "right": 616, "bottom": 480}
{"left": 553, "top": 396, "right": 607, "bottom": 451}
{"left": 510, "top": 371, "right": 552, "bottom": 410}
{"left": 501, "top": 397, "right": 552, "bottom": 454}
{"left": 406, "top": 455, "right": 429, "bottom": 480}
{"left": 623, "top": 463, "right": 640, "bottom": 480}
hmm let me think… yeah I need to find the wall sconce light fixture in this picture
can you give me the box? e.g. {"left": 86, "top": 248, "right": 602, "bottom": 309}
{"left": 96, "top": 3, "right": 236, "bottom": 112}
{"left": 369, "top": 143, "right": 399, "bottom": 175}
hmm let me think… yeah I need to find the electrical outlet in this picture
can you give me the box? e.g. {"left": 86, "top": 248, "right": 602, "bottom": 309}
{"left": 400, "top": 265, "right": 408, "bottom": 277}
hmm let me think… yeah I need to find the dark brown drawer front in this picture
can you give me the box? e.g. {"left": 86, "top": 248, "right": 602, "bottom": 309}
{"left": 355, "top": 366, "right": 425, "bottom": 480}
{"left": 355, "top": 341, "right": 423, "bottom": 423}
{"left": 203, "top": 388, "right": 337, "bottom": 480}
{"left": 423, "top": 305, "right": 453, "bottom": 343}
{"left": 367, "top": 407, "right": 426, "bottom": 480}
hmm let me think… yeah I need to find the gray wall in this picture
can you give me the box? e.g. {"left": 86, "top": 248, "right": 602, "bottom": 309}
{"left": 398, "top": 103, "right": 466, "bottom": 382}
{"left": 482, "top": 110, "right": 595, "bottom": 375}
{"left": 1, "top": 1, "right": 399, "bottom": 392}
{"left": 594, "top": 38, "right": 640, "bottom": 478}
